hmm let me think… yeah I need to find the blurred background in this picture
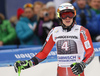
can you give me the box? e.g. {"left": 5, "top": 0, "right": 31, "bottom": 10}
{"left": 0, "top": 0, "right": 100, "bottom": 46}
{"left": 0, "top": 0, "right": 100, "bottom": 76}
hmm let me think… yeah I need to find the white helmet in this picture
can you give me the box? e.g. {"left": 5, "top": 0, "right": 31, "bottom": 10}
{"left": 57, "top": 3, "right": 76, "bottom": 19}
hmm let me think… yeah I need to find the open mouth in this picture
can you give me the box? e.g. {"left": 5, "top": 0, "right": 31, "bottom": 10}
{"left": 66, "top": 21, "right": 70, "bottom": 23}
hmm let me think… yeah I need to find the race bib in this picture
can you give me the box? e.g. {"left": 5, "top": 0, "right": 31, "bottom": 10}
{"left": 57, "top": 54, "right": 84, "bottom": 67}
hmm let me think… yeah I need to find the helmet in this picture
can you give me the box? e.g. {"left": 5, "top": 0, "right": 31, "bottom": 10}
{"left": 57, "top": 3, "right": 76, "bottom": 31}
{"left": 57, "top": 3, "right": 76, "bottom": 19}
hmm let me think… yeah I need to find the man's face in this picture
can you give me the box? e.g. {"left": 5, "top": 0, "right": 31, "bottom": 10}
{"left": 24, "top": 8, "right": 33, "bottom": 19}
{"left": 48, "top": 7, "right": 55, "bottom": 15}
{"left": 77, "top": 0, "right": 86, "bottom": 9}
{"left": 34, "top": 4, "right": 42, "bottom": 15}
{"left": 90, "top": 0, "right": 100, "bottom": 9}
{"left": 62, "top": 17, "right": 73, "bottom": 27}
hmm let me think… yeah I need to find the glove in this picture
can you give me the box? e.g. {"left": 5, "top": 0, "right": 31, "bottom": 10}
{"left": 80, "top": 12, "right": 87, "bottom": 26}
{"left": 70, "top": 62, "right": 86, "bottom": 75}
{"left": 14, "top": 60, "right": 33, "bottom": 73}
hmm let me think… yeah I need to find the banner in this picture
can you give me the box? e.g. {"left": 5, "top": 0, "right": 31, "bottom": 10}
{"left": 0, "top": 42, "right": 100, "bottom": 67}
{"left": 0, "top": 46, "right": 57, "bottom": 67}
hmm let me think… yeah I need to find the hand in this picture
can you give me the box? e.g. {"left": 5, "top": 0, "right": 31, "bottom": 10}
{"left": 70, "top": 62, "right": 86, "bottom": 75}
{"left": 0, "top": 41, "right": 3, "bottom": 46}
{"left": 14, "top": 60, "right": 33, "bottom": 73}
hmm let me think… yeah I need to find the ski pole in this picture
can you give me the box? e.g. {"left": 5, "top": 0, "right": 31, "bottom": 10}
{"left": 18, "top": 66, "right": 21, "bottom": 76}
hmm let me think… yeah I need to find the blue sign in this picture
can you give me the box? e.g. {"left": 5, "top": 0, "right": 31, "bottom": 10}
{"left": 0, "top": 42, "right": 100, "bottom": 67}
{"left": 0, "top": 46, "right": 57, "bottom": 67}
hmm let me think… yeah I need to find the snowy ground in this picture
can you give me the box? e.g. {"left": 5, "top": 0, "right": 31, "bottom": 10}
{"left": 0, "top": 57, "right": 100, "bottom": 76}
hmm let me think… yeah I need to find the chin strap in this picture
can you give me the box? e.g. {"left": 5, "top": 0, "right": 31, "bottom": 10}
{"left": 62, "top": 21, "right": 75, "bottom": 32}
{"left": 61, "top": 16, "right": 76, "bottom": 32}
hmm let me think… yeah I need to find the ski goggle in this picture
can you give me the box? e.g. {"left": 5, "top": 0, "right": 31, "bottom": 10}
{"left": 24, "top": 3, "right": 33, "bottom": 8}
{"left": 60, "top": 11, "right": 74, "bottom": 19}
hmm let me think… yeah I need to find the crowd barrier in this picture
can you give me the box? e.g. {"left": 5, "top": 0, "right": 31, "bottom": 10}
{"left": 0, "top": 42, "right": 100, "bottom": 67}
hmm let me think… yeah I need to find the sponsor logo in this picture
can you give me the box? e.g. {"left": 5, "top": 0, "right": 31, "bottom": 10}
{"left": 54, "top": 30, "right": 59, "bottom": 33}
{"left": 78, "top": 56, "right": 81, "bottom": 60}
{"left": 14, "top": 51, "right": 57, "bottom": 59}
{"left": 81, "top": 30, "right": 87, "bottom": 40}
{"left": 58, "top": 56, "right": 76, "bottom": 62}
{"left": 59, "top": 5, "right": 73, "bottom": 9}
{"left": 66, "top": 7, "right": 68, "bottom": 9}
{"left": 84, "top": 40, "right": 91, "bottom": 49}
{"left": 58, "top": 56, "right": 76, "bottom": 59}
{"left": 94, "top": 48, "right": 100, "bottom": 52}
{"left": 55, "top": 35, "right": 78, "bottom": 40}
{"left": 75, "top": 29, "right": 79, "bottom": 31}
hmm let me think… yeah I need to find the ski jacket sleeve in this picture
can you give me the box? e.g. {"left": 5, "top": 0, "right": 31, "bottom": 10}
{"left": 30, "top": 29, "right": 55, "bottom": 65}
{"left": 80, "top": 26, "right": 94, "bottom": 64}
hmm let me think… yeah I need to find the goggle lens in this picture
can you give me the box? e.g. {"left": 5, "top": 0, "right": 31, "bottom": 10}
{"left": 60, "top": 12, "right": 74, "bottom": 19}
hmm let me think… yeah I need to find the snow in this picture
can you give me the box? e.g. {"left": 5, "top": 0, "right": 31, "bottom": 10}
{"left": 0, "top": 57, "right": 100, "bottom": 76}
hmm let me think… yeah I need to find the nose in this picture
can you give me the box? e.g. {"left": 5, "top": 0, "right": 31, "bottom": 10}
{"left": 65, "top": 17, "right": 70, "bottom": 20}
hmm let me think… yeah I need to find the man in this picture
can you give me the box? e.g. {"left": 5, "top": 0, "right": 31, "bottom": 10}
{"left": 0, "top": 13, "right": 16, "bottom": 46}
{"left": 16, "top": 3, "right": 41, "bottom": 45}
{"left": 90, "top": 0, "right": 100, "bottom": 15}
{"left": 46, "top": 1, "right": 60, "bottom": 27}
{"left": 14, "top": 3, "right": 94, "bottom": 76}
{"left": 33, "top": 1, "right": 44, "bottom": 15}
{"left": 73, "top": 0, "right": 98, "bottom": 41}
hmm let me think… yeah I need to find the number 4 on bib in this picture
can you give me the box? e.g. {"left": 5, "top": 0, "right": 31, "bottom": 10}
{"left": 61, "top": 41, "right": 69, "bottom": 51}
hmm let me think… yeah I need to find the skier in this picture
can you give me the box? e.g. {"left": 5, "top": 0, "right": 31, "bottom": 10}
{"left": 14, "top": 3, "right": 94, "bottom": 76}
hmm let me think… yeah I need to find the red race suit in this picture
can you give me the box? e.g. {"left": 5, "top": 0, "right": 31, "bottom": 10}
{"left": 31, "top": 24, "right": 94, "bottom": 76}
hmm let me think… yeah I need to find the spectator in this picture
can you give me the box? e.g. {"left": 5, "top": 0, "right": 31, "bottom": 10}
{"left": 9, "top": 16, "right": 20, "bottom": 45}
{"left": 90, "top": 0, "right": 100, "bottom": 15}
{"left": 33, "top": 1, "right": 44, "bottom": 15}
{"left": 46, "top": 1, "right": 60, "bottom": 26}
{"left": 0, "top": 13, "right": 16, "bottom": 46}
{"left": 73, "top": 0, "right": 98, "bottom": 41}
{"left": 97, "top": 14, "right": 100, "bottom": 34}
{"left": 16, "top": 3, "right": 41, "bottom": 45}
{"left": 35, "top": 8, "right": 58, "bottom": 44}
{"left": 9, "top": 16, "right": 18, "bottom": 28}
{"left": 89, "top": 0, "right": 100, "bottom": 41}
{"left": 71, "top": 0, "right": 76, "bottom": 3}
{"left": 87, "top": 0, "right": 91, "bottom": 6}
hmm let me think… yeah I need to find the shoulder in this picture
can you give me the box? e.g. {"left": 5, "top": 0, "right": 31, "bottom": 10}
{"left": 74, "top": 24, "right": 88, "bottom": 31}
{"left": 79, "top": 26, "right": 89, "bottom": 34}
{"left": 16, "top": 20, "right": 26, "bottom": 26}
{"left": 53, "top": 26, "right": 62, "bottom": 30}
{"left": 89, "top": 9, "right": 96, "bottom": 15}
{"left": 3, "top": 20, "right": 10, "bottom": 24}
{"left": 16, "top": 21, "right": 22, "bottom": 27}
{"left": 80, "top": 26, "right": 87, "bottom": 31}
{"left": 48, "top": 26, "right": 62, "bottom": 34}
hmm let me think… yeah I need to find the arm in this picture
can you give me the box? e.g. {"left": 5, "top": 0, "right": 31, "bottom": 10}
{"left": 14, "top": 29, "right": 55, "bottom": 72}
{"left": 31, "top": 29, "right": 55, "bottom": 65}
{"left": 71, "top": 26, "right": 94, "bottom": 75}
{"left": 80, "top": 26, "right": 94, "bottom": 64}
